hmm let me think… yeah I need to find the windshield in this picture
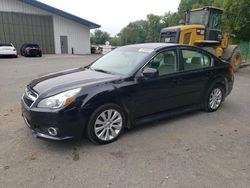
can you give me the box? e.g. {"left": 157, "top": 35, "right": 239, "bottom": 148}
{"left": 90, "top": 47, "right": 153, "bottom": 75}
{"left": 209, "top": 12, "right": 221, "bottom": 29}
{"left": 26, "top": 44, "right": 39, "bottom": 48}
{"left": 189, "top": 10, "right": 209, "bottom": 25}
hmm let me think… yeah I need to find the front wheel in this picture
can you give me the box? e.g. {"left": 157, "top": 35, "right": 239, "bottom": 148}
{"left": 86, "top": 103, "right": 125, "bottom": 144}
{"left": 203, "top": 85, "right": 224, "bottom": 112}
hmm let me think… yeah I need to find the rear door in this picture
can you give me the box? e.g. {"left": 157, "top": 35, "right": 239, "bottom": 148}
{"left": 176, "top": 47, "right": 216, "bottom": 104}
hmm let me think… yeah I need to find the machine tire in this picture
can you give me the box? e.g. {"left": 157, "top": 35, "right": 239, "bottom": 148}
{"left": 228, "top": 47, "right": 242, "bottom": 71}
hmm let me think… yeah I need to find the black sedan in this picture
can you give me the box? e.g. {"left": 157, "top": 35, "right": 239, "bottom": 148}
{"left": 21, "top": 43, "right": 234, "bottom": 144}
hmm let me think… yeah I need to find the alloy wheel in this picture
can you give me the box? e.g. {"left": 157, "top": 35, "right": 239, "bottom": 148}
{"left": 94, "top": 109, "right": 123, "bottom": 141}
{"left": 209, "top": 88, "right": 222, "bottom": 110}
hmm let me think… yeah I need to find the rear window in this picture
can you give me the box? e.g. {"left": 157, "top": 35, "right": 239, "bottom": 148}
{"left": 0, "top": 44, "right": 12, "bottom": 47}
{"left": 182, "top": 49, "right": 213, "bottom": 71}
{"left": 26, "top": 44, "right": 39, "bottom": 48}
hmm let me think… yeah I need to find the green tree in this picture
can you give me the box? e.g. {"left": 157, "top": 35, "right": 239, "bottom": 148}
{"left": 98, "top": 0, "right": 249, "bottom": 46}
{"left": 163, "top": 12, "right": 180, "bottom": 27}
{"left": 223, "top": 0, "right": 250, "bottom": 41}
{"left": 109, "top": 36, "right": 121, "bottom": 46}
{"left": 91, "top": 29, "right": 110, "bottom": 45}
{"left": 178, "top": 0, "right": 214, "bottom": 13}
{"left": 117, "top": 20, "right": 147, "bottom": 45}
{"left": 117, "top": 14, "right": 166, "bottom": 45}
{"left": 145, "top": 14, "right": 165, "bottom": 42}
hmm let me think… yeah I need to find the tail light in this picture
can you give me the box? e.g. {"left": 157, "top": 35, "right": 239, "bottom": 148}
{"left": 13, "top": 48, "right": 16, "bottom": 51}
{"left": 228, "top": 66, "right": 235, "bottom": 74}
{"left": 39, "top": 48, "right": 42, "bottom": 51}
{"left": 25, "top": 47, "right": 31, "bottom": 51}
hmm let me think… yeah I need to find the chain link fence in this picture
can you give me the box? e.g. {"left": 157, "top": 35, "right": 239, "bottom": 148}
{"left": 239, "top": 41, "right": 250, "bottom": 63}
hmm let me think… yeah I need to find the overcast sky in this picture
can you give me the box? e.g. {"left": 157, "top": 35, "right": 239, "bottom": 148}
{"left": 39, "top": 0, "right": 180, "bottom": 36}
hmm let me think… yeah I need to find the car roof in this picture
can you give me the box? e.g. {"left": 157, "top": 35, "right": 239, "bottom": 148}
{"left": 123, "top": 43, "right": 217, "bottom": 54}
{"left": 25, "top": 43, "right": 39, "bottom": 46}
{"left": 122, "top": 43, "right": 181, "bottom": 51}
{"left": 119, "top": 43, "right": 219, "bottom": 60}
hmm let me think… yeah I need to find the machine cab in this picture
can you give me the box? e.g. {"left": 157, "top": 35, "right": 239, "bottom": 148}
{"left": 185, "top": 7, "right": 223, "bottom": 42}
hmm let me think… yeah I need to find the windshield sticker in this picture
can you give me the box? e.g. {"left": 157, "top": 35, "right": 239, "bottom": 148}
{"left": 138, "top": 48, "right": 154, "bottom": 53}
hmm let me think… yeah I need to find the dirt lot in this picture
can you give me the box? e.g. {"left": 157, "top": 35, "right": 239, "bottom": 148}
{"left": 0, "top": 55, "right": 250, "bottom": 188}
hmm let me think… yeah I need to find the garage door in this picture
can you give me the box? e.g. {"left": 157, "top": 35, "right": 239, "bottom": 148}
{"left": 0, "top": 12, "right": 55, "bottom": 54}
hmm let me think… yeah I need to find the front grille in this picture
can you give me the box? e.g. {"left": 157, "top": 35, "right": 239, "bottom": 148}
{"left": 23, "top": 88, "right": 38, "bottom": 107}
{"left": 160, "top": 31, "right": 177, "bottom": 43}
{"left": 23, "top": 96, "right": 33, "bottom": 107}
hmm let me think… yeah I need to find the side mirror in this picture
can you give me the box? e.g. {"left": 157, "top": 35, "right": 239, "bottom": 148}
{"left": 142, "top": 68, "right": 159, "bottom": 79}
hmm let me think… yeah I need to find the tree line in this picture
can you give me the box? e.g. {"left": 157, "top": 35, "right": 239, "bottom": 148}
{"left": 91, "top": 0, "right": 250, "bottom": 46}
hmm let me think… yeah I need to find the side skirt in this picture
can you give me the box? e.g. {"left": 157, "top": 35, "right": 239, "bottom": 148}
{"left": 134, "top": 104, "right": 201, "bottom": 126}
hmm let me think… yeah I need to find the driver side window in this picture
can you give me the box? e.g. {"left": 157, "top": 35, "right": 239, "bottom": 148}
{"left": 146, "top": 50, "right": 178, "bottom": 76}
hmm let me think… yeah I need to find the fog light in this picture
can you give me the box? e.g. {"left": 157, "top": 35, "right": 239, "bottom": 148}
{"left": 48, "top": 127, "right": 58, "bottom": 136}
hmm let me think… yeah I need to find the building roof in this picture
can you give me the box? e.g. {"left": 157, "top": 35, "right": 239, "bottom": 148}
{"left": 19, "top": 0, "right": 100, "bottom": 29}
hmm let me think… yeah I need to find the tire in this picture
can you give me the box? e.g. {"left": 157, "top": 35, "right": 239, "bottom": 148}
{"left": 86, "top": 103, "right": 126, "bottom": 144}
{"left": 229, "top": 47, "right": 242, "bottom": 71}
{"left": 39, "top": 53, "right": 42, "bottom": 57}
{"left": 203, "top": 84, "right": 224, "bottom": 112}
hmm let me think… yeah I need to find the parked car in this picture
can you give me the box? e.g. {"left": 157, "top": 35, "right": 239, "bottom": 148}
{"left": 20, "top": 44, "right": 42, "bottom": 57}
{"left": 0, "top": 43, "right": 18, "bottom": 58}
{"left": 21, "top": 43, "right": 234, "bottom": 144}
{"left": 91, "top": 45, "right": 102, "bottom": 54}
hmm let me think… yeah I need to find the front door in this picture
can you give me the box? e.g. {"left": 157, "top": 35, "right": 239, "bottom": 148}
{"left": 133, "top": 49, "right": 182, "bottom": 118}
{"left": 60, "top": 36, "right": 68, "bottom": 54}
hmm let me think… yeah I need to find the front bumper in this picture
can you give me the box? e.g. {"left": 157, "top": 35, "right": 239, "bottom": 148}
{"left": 21, "top": 98, "right": 87, "bottom": 141}
{"left": 23, "top": 115, "right": 73, "bottom": 140}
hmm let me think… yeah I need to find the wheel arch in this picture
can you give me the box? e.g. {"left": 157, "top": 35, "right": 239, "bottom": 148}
{"left": 81, "top": 88, "right": 133, "bottom": 130}
{"left": 202, "top": 76, "right": 227, "bottom": 102}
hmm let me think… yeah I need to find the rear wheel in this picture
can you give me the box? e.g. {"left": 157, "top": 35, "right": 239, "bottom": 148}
{"left": 229, "top": 48, "right": 242, "bottom": 71}
{"left": 203, "top": 84, "right": 224, "bottom": 112}
{"left": 86, "top": 103, "right": 125, "bottom": 144}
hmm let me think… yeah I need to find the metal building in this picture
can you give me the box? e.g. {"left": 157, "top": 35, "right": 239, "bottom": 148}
{"left": 0, "top": 0, "right": 100, "bottom": 54}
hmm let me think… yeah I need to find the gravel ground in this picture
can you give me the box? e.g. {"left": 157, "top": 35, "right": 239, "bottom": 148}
{"left": 0, "top": 55, "right": 250, "bottom": 188}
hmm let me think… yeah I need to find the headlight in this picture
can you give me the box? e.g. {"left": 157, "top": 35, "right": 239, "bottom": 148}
{"left": 37, "top": 88, "right": 81, "bottom": 109}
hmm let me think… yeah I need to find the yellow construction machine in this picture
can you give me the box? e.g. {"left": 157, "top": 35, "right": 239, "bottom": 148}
{"left": 160, "top": 7, "right": 242, "bottom": 70}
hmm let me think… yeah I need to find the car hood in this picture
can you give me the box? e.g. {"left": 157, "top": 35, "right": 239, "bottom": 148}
{"left": 28, "top": 68, "right": 122, "bottom": 98}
